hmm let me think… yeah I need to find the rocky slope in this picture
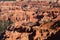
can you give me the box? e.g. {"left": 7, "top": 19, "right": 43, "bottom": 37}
{"left": 0, "top": 1, "right": 60, "bottom": 40}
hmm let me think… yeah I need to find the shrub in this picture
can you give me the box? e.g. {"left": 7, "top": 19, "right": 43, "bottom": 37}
{"left": 0, "top": 20, "right": 8, "bottom": 35}
{"left": 8, "top": 18, "right": 13, "bottom": 25}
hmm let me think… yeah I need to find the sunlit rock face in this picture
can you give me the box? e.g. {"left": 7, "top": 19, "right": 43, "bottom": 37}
{"left": 15, "top": 0, "right": 59, "bottom": 2}
{"left": 0, "top": 1, "right": 60, "bottom": 40}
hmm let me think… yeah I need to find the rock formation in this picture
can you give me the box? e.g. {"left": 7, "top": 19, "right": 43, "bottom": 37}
{"left": 0, "top": 1, "right": 60, "bottom": 40}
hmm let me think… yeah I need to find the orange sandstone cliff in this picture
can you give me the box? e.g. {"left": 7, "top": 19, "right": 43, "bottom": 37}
{"left": 0, "top": 1, "right": 60, "bottom": 40}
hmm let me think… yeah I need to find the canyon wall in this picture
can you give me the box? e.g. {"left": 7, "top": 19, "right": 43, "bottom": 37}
{"left": 0, "top": 1, "right": 60, "bottom": 40}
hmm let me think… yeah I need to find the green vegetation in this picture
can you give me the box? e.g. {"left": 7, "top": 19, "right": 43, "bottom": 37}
{"left": 0, "top": 19, "right": 13, "bottom": 35}
{"left": 8, "top": 18, "right": 13, "bottom": 26}
{"left": 0, "top": 20, "right": 8, "bottom": 35}
{"left": 50, "top": 20, "right": 60, "bottom": 29}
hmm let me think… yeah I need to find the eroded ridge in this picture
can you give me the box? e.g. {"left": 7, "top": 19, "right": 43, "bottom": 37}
{"left": 0, "top": 1, "right": 60, "bottom": 40}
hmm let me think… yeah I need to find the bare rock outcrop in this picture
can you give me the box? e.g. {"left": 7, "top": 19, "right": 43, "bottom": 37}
{"left": 0, "top": 1, "right": 60, "bottom": 40}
